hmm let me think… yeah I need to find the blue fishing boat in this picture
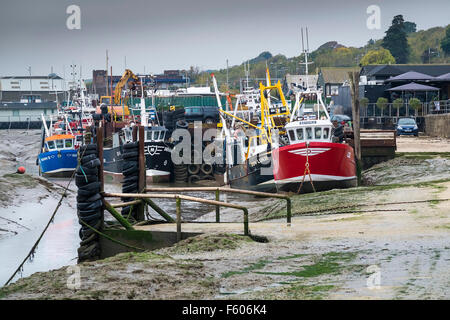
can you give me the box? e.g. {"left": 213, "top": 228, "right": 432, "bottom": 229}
{"left": 37, "top": 115, "right": 80, "bottom": 177}
{"left": 38, "top": 134, "right": 78, "bottom": 177}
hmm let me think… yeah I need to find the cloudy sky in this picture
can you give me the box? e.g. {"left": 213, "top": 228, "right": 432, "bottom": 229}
{"left": 1, "top": 0, "right": 449, "bottom": 78}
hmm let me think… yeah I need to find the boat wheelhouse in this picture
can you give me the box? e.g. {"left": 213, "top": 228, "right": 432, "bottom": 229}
{"left": 38, "top": 133, "right": 78, "bottom": 177}
{"left": 144, "top": 126, "right": 173, "bottom": 183}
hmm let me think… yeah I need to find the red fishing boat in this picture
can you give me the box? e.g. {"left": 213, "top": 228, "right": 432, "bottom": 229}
{"left": 272, "top": 91, "right": 357, "bottom": 193}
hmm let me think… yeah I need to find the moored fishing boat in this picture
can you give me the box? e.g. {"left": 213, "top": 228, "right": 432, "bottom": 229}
{"left": 37, "top": 115, "right": 79, "bottom": 177}
{"left": 272, "top": 91, "right": 356, "bottom": 193}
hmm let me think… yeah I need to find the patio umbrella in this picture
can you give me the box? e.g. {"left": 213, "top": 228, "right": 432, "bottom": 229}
{"left": 385, "top": 71, "right": 435, "bottom": 82}
{"left": 434, "top": 72, "right": 450, "bottom": 81}
{"left": 386, "top": 82, "right": 440, "bottom": 114}
{"left": 386, "top": 82, "right": 440, "bottom": 92}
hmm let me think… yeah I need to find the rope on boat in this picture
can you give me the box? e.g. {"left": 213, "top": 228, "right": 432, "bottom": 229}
{"left": 296, "top": 142, "right": 316, "bottom": 194}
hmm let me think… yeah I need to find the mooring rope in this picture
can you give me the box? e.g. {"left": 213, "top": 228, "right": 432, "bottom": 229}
{"left": 257, "top": 198, "right": 450, "bottom": 222}
{"left": 296, "top": 142, "right": 316, "bottom": 194}
{"left": 3, "top": 143, "right": 90, "bottom": 287}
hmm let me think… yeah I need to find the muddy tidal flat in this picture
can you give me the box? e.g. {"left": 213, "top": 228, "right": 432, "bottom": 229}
{"left": 0, "top": 130, "right": 450, "bottom": 299}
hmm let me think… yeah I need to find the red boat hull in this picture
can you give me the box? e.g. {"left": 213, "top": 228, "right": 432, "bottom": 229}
{"left": 272, "top": 142, "right": 357, "bottom": 193}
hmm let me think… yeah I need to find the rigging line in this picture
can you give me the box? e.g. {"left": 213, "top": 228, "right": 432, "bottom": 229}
{"left": 3, "top": 145, "right": 88, "bottom": 287}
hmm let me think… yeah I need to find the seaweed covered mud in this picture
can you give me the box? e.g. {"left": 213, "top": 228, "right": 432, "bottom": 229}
{"left": 1, "top": 131, "right": 450, "bottom": 299}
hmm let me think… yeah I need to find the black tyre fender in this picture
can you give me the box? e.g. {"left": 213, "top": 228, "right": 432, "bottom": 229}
{"left": 77, "top": 199, "right": 103, "bottom": 211}
{"left": 176, "top": 120, "right": 188, "bottom": 129}
{"left": 79, "top": 153, "right": 97, "bottom": 164}
{"left": 78, "top": 210, "right": 102, "bottom": 222}
{"left": 187, "top": 164, "right": 200, "bottom": 175}
{"left": 200, "top": 163, "right": 213, "bottom": 175}
{"left": 79, "top": 232, "right": 98, "bottom": 246}
{"left": 77, "top": 181, "right": 101, "bottom": 193}
{"left": 82, "top": 158, "right": 101, "bottom": 169}
{"left": 77, "top": 192, "right": 101, "bottom": 203}
{"left": 76, "top": 165, "right": 98, "bottom": 175}
{"left": 123, "top": 151, "right": 139, "bottom": 159}
{"left": 123, "top": 165, "right": 139, "bottom": 176}
{"left": 188, "top": 174, "right": 200, "bottom": 184}
{"left": 123, "top": 141, "right": 139, "bottom": 149}
{"left": 122, "top": 161, "right": 138, "bottom": 171}
{"left": 122, "top": 183, "right": 138, "bottom": 193}
{"left": 124, "top": 175, "right": 139, "bottom": 184}
{"left": 75, "top": 174, "right": 99, "bottom": 186}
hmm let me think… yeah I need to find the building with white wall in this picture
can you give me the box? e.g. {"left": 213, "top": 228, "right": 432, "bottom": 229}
{"left": 0, "top": 74, "right": 66, "bottom": 102}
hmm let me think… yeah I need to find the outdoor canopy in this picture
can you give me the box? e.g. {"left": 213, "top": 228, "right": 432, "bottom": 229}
{"left": 386, "top": 71, "right": 435, "bottom": 82}
{"left": 434, "top": 72, "right": 450, "bottom": 81}
{"left": 386, "top": 82, "right": 440, "bottom": 92}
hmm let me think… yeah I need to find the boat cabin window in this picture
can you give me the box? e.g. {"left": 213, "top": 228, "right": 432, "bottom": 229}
{"left": 47, "top": 141, "right": 56, "bottom": 150}
{"left": 296, "top": 128, "right": 304, "bottom": 141}
{"left": 323, "top": 128, "right": 330, "bottom": 139}
{"left": 315, "top": 127, "right": 322, "bottom": 139}
{"left": 288, "top": 130, "right": 296, "bottom": 142}
{"left": 65, "top": 139, "right": 73, "bottom": 148}
{"left": 56, "top": 139, "right": 64, "bottom": 149}
{"left": 305, "top": 127, "right": 313, "bottom": 140}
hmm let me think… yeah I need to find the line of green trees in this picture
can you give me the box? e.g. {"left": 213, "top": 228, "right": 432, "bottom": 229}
{"left": 187, "top": 17, "right": 450, "bottom": 89}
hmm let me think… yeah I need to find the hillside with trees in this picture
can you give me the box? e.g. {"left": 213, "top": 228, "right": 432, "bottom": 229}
{"left": 188, "top": 19, "right": 450, "bottom": 90}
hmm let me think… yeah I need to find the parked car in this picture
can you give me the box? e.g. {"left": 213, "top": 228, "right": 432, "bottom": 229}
{"left": 396, "top": 118, "right": 418, "bottom": 136}
{"left": 330, "top": 114, "right": 352, "bottom": 128}
{"left": 184, "top": 106, "right": 220, "bottom": 124}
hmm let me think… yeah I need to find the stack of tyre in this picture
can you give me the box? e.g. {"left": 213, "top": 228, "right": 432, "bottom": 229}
{"left": 76, "top": 144, "right": 103, "bottom": 262}
{"left": 162, "top": 108, "right": 185, "bottom": 131}
{"left": 186, "top": 163, "right": 214, "bottom": 184}
{"left": 121, "top": 141, "right": 140, "bottom": 220}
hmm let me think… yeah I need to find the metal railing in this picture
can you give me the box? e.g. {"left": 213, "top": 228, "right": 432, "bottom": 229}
{"left": 361, "top": 100, "right": 450, "bottom": 118}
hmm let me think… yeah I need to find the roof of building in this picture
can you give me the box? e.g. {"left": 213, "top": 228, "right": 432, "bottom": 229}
{"left": 361, "top": 64, "right": 450, "bottom": 77}
{"left": 1, "top": 75, "right": 63, "bottom": 80}
{"left": 320, "top": 67, "right": 359, "bottom": 84}
{"left": 0, "top": 102, "right": 57, "bottom": 109}
{"left": 386, "top": 82, "right": 440, "bottom": 92}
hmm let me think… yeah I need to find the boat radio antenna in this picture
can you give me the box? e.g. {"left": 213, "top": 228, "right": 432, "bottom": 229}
{"left": 299, "top": 27, "right": 313, "bottom": 90}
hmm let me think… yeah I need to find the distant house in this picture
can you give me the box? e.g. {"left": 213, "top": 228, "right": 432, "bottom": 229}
{"left": 317, "top": 67, "right": 359, "bottom": 97}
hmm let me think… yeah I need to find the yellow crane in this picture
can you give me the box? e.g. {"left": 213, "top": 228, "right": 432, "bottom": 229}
{"left": 99, "top": 69, "right": 140, "bottom": 117}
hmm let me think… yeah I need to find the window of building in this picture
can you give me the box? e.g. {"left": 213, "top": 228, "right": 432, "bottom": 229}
{"left": 13, "top": 110, "right": 19, "bottom": 117}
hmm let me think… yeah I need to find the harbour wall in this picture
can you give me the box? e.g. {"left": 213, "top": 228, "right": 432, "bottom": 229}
{"left": 424, "top": 114, "right": 450, "bottom": 139}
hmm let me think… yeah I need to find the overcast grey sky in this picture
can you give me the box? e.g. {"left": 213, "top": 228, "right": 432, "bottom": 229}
{"left": 0, "top": 0, "right": 449, "bottom": 78}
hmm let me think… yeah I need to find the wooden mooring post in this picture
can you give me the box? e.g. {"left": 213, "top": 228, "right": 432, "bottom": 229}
{"left": 176, "top": 197, "right": 181, "bottom": 241}
{"left": 349, "top": 71, "right": 362, "bottom": 185}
